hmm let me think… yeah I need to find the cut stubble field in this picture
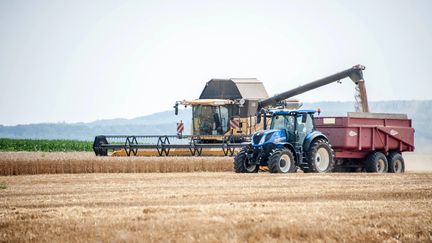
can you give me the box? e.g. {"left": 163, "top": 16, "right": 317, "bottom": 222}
{"left": 1, "top": 172, "right": 432, "bottom": 242}
{"left": 0, "top": 152, "right": 432, "bottom": 242}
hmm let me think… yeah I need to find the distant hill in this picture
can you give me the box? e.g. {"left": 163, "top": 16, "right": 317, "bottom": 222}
{"left": 0, "top": 108, "right": 191, "bottom": 141}
{"left": 0, "top": 100, "right": 431, "bottom": 151}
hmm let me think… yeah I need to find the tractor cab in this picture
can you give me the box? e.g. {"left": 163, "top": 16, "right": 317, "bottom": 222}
{"left": 252, "top": 109, "right": 317, "bottom": 148}
{"left": 269, "top": 109, "right": 316, "bottom": 146}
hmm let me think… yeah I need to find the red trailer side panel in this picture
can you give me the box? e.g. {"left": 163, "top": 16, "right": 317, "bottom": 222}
{"left": 315, "top": 112, "right": 414, "bottom": 159}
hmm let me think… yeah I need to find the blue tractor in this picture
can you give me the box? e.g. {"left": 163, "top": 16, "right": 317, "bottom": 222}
{"left": 234, "top": 65, "right": 368, "bottom": 173}
{"left": 234, "top": 109, "right": 335, "bottom": 173}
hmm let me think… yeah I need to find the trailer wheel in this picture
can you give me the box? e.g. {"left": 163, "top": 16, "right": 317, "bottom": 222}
{"left": 387, "top": 152, "right": 405, "bottom": 173}
{"left": 365, "top": 152, "right": 388, "bottom": 173}
{"left": 307, "top": 139, "right": 335, "bottom": 173}
{"left": 268, "top": 148, "right": 296, "bottom": 173}
{"left": 234, "top": 147, "right": 258, "bottom": 173}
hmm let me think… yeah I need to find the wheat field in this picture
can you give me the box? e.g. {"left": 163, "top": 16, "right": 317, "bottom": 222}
{"left": 0, "top": 172, "right": 431, "bottom": 242}
{"left": 0, "top": 152, "right": 233, "bottom": 175}
{"left": 1, "top": 152, "right": 431, "bottom": 176}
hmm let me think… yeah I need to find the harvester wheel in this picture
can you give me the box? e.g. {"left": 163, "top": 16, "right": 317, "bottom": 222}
{"left": 307, "top": 139, "right": 335, "bottom": 173}
{"left": 268, "top": 148, "right": 296, "bottom": 173}
{"left": 234, "top": 147, "right": 258, "bottom": 173}
{"left": 387, "top": 152, "right": 405, "bottom": 173}
{"left": 365, "top": 152, "right": 388, "bottom": 173}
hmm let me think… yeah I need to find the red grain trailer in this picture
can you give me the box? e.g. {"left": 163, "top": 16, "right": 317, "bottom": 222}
{"left": 315, "top": 112, "right": 415, "bottom": 173}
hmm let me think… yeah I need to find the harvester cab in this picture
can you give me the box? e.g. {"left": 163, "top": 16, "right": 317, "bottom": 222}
{"left": 174, "top": 78, "right": 270, "bottom": 142}
{"left": 174, "top": 99, "right": 238, "bottom": 137}
{"left": 235, "top": 108, "right": 334, "bottom": 173}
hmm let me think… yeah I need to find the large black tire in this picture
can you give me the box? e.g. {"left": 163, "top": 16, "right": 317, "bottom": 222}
{"left": 365, "top": 152, "right": 388, "bottom": 173}
{"left": 233, "top": 147, "right": 259, "bottom": 173}
{"left": 307, "top": 139, "right": 335, "bottom": 173}
{"left": 387, "top": 152, "right": 405, "bottom": 173}
{"left": 268, "top": 148, "right": 296, "bottom": 173}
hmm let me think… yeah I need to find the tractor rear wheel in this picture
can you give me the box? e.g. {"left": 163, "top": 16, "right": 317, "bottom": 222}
{"left": 234, "top": 147, "right": 258, "bottom": 173}
{"left": 365, "top": 152, "right": 388, "bottom": 173}
{"left": 387, "top": 152, "right": 405, "bottom": 173}
{"left": 268, "top": 148, "right": 296, "bottom": 173}
{"left": 307, "top": 139, "right": 335, "bottom": 173}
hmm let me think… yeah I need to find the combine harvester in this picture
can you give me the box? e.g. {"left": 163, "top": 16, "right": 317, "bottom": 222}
{"left": 94, "top": 65, "right": 369, "bottom": 156}
{"left": 93, "top": 65, "right": 414, "bottom": 172}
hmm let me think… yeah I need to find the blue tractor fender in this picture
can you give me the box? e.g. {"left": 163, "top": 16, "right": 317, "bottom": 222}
{"left": 303, "top": 131, "right": 329, "bottom": 152}
{"left": 275, "top": 142, "right": 298, "bottom": 162}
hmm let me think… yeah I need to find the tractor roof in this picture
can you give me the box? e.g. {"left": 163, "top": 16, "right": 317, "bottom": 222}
{"left": 199, "top": 78, "right": 269, "bottom": 100}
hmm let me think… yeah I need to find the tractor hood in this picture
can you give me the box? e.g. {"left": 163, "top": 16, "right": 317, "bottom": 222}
{"left": 252, "top": 129, "right": 287, "bottom": 146}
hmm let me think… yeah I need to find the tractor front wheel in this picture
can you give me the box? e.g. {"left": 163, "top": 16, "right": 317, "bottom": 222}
{"left": 234, "top": 147, "right": 259, "bottom": 173}
{"left": 307, "top": 139, "right": 335, "bottom": 173}
{"left": 268, "top": 148, "right": 296, "bottom": 173}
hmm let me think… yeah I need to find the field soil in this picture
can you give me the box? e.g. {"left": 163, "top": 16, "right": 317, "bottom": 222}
{"left": 1, "top": 172, "right": 432, "bottom": 242}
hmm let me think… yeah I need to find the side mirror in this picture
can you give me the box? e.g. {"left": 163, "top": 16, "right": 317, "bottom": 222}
{"left": 174, "top": 103, "right": 179, "bottom": 116}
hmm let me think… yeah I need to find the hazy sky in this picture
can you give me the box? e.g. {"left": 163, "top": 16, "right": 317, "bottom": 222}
{"left": 0, "top": 0, "right": 431, "bottom": 125}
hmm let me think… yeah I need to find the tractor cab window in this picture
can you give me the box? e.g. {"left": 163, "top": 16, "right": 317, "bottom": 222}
{"left": 271, "top": 115, "right": 295, "bottom": 132}
{"left": 296, "top": 113, "right": 314, "bottom": 144}
{"left": 192, "top": 105, "right": 231, "bottom": 135}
